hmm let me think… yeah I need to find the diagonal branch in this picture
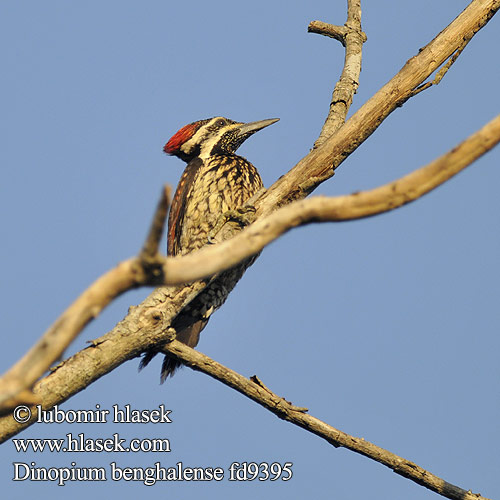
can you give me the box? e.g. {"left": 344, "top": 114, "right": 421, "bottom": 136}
{"left": 157, "top": 342, "right": 492, "bottom": 500}
{"left": 260, "top": 0, "right": 500, "bottom": 212}
{"left": 160, "top": 113, "right": 500, "bottom": 284}
{"left": 410, "top": 34, "right": 474, "bottom": 97}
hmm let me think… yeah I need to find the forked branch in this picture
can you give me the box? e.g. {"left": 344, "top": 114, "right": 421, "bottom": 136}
{"left": 309, "top": 0, "right": 366, "bottom": 146}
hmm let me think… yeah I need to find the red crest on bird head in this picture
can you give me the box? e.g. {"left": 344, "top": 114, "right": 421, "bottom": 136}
{"left": 164, "top": 121, "right": 203, "bottom": 155}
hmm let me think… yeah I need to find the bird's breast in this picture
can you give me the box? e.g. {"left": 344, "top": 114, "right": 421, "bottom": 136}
{"left": 172, "top": 154, "right": 263, "bottom": 255}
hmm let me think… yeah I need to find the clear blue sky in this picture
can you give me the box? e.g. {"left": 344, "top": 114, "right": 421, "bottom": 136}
{"left": 1, "top": 1, "right": 499, "bottom": 499}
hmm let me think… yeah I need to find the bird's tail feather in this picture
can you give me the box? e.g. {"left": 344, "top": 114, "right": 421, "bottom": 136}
{"left": 159, "top": 318, "right": 208, "bottom": 382}
{"left": 139, "top": 316, "right": 208, "bottom": 382}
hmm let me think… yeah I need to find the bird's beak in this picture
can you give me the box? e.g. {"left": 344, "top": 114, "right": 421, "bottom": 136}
{"left": 238, "top": 118, "right": 280, "bottom": 136}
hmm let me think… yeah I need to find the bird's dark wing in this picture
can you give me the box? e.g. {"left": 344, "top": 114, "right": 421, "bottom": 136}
{"left": 167, "top": 157, "right": 203, "bottom": 256}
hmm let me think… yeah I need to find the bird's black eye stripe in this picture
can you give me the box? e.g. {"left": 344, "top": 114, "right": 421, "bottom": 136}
{"left": 206, "top": 118, "right": 227, "bottom": 133}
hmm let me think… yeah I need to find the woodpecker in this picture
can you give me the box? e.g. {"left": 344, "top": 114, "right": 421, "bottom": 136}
{"left": 141, "top": 116, "right": 279, "bottom": 381}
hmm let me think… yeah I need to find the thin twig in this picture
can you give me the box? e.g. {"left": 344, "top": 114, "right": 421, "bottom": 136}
{"left": 140, "top": 185, "right": 171, "bottom": 259}
{"left": 308, "top": 21, "right": 348, "bottom": 46}
{"left": 410, "top": 35, "right": 474, "bottom": 98}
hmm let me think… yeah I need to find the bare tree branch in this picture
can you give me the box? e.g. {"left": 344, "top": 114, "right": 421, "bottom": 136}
{"left": 140, "top": 185, "right": 171, "bottom": 260}
{"left": 4, "top": 336, "right": 490, "bottom": 499}
{"left": 309, "top": 0, "right": 366, "bottom": 146}
{"left": 0, "top": 187, "right": 171, "bottom": 410}
{"left": 410, "top": 34, "right": 474, "bottom": 97}
{"left": 260, "top": 0, "right": 500, "bottom": 213}
{"left": 156, "top": 342, "right": 492, "bottom": 500}
{"left": 0, "top": 305, "right": 178, "bottom": 440}
{"left": 160, "top": 113, "right": 500, "bottom": 284}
